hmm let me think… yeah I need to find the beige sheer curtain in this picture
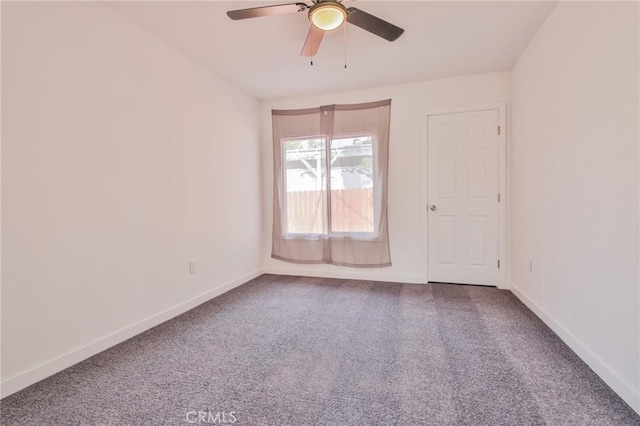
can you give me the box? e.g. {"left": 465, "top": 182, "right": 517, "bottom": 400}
{"left": 271, "top": 99, "right": 391, "bottom": 267}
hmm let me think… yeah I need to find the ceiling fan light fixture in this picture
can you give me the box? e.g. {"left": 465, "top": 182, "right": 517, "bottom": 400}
{"left": 310, "top": 3, "right": 346, "bottom": 31}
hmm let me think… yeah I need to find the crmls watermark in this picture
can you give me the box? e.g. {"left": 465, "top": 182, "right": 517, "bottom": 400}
{"left": 185, "top": 410, "right": 237, "bottom": 424}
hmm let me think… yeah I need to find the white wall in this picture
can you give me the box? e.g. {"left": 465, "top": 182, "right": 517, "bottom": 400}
{"left": 511, "top": 1, "right": 639, "bottom": 412}
{"left": 261, "top": 72, "right": 510, "bottom": 284}
{"left": 1, "top": 2, "right": 262, "bottom": 396}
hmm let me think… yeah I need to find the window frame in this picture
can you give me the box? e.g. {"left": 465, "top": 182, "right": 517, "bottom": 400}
{"left": 280, "top": 132, "right": 381, "bottom": 241}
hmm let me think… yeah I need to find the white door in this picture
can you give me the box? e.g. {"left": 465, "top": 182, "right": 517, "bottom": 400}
{"left": 427, "top": 109, "right": 500, "bottom": 286}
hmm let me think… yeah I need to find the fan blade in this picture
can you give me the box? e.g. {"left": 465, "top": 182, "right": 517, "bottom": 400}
{"left": 227, "top": 3, "right": 308, "bottom": 20}
{"left": 300, "top": 25, "right": 324, "bottom": 57}
{"left": 346, "top": 8, "right": 404, "bottom": 41}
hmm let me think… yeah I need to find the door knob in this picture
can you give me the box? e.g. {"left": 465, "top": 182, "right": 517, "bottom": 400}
{"left": 429, "top": 205, "right": 437, "bottom": 211}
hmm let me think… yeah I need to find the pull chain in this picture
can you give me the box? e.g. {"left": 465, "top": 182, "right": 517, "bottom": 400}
{"left": 311, "top": 33, "right": 315, "bottom": 66}
{"left": 343, "top": 22, "right": 348, "bottom": 69}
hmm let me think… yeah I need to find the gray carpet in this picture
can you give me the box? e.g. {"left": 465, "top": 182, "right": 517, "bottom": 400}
{"left": 1, "top": 274, "right": 638, "bottom": 425}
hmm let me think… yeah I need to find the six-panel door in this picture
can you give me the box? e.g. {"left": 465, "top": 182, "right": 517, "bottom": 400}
{"left": 427, "top": 109, "right": 500, "bottom": 286}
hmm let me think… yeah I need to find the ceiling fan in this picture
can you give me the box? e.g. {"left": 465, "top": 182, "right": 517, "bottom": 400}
{"left": 227, "top": 0, "right": 404, "bottom": 57}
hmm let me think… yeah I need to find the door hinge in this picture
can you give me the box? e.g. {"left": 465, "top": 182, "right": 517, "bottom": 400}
{"left": 497, "top": 125, "right": 501, "bottom": 135}
{"left": 498, "top": 193, "right": 501, "bottom": 202}
{"left": 497, "top": 260, "right": 501, "bottom": 269}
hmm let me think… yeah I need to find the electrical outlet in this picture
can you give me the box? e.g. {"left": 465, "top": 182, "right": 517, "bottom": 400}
{"left": 189, "top": 259, "right": 196, "bottom": 274}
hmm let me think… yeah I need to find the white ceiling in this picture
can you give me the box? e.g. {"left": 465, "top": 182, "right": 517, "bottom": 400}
{"left": 105, "top": 1, "right": 557, "bottom": 101}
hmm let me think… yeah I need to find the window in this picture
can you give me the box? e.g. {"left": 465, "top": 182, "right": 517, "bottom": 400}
{"left": 271, "top": 100, "right": 391, "bottom": 267}
{"left": 282, "top": 135, "right": 377, "bottom": 237}
{"left": 330, "top": 135, "right": 376, "bottom": 235}
{"left": 282, "top": 137, "right": 326, "bottom": 235}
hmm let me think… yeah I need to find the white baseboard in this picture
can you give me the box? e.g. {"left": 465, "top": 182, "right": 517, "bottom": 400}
{"left": 8, "top": 271, "right": 635, "bottom": 417}
{"left": 0, "top": 269, "right": 263, "bottom": 399}
{"left": 511, "top": 285, "right": 640, "bottom": 415}
{"left": 263, "top": 266, "right": 428, "bottom": 284}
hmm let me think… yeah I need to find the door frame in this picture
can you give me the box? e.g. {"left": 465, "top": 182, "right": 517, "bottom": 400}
{"left": 422, "top": 103, "right": 507, "bottom": 289}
